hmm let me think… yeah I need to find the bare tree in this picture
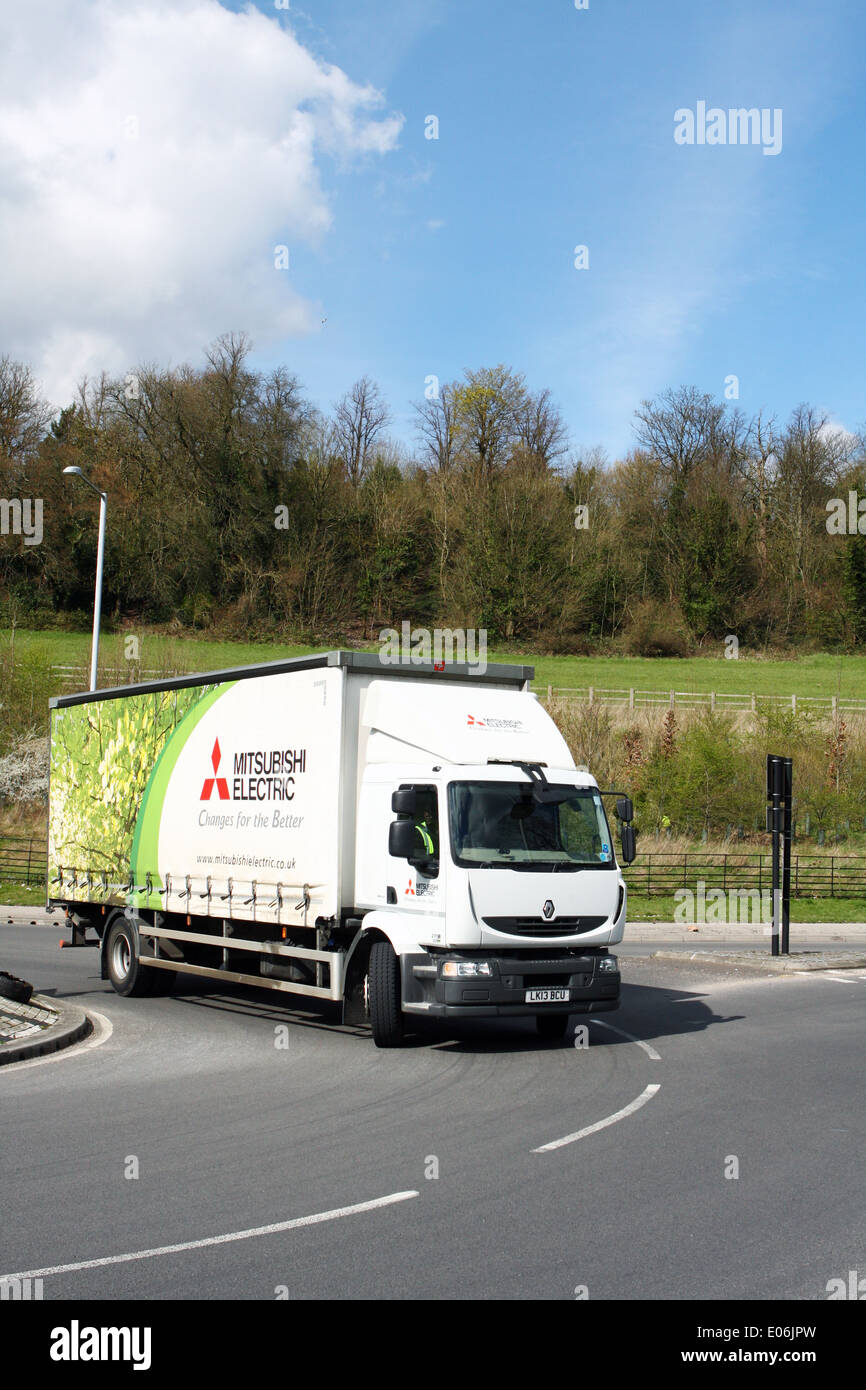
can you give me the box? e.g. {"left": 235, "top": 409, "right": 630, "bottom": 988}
{"left": 0, "top": 357, "right": 52, "bottom": 462}
{"left": 739, "top": 411, "right": 780, "bottom": 575}
{"left": 333, "top": 376, "right": 390, "bottom": 483}
{"left": 413, "top": 383, "right": 458, "bottom": 472}
{"left": 633, "top": 385, "right": 727, "bottom": 483}
{"left": 773, "top": 405, "right": 852, "bottom": 629}
{"left": 512, "top": 387, "right": 568, "bottom": 471}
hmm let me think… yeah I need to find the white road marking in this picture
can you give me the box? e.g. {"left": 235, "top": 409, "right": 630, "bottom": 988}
{"left": 792, "top": 972, "right": 866, "bottom": 985}
{"left": 588, "top": 1018, "right": 662, "bottom": 1060}
{"left": 533, "top": 1084, "right": 661, "bottom": 1153}
{"left": 0, "top": 1008, "right": 113, "bottom": 1072}
{"left": 1, "top": 1191, "right": 420, "bottom": 1282}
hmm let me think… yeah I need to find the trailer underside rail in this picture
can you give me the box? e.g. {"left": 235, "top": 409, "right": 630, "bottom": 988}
{"left": 137, "top": 924, "right": 345, "bottom": 1001}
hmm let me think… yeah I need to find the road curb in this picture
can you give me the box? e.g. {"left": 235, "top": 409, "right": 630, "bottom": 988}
{"left": 652, "top": 949, "right": 866, "bottom": 973}
{"left": 0, "top": 996, "right": 91, "bottom": 1067}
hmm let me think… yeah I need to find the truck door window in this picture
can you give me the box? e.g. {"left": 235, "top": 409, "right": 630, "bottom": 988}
{"left": 398, "top": 785, "right": 439, "bottom": 877}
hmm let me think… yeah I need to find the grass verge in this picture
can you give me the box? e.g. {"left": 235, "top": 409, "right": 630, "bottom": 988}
{"left": 627, "top": 894, "right": 866, "bottom": 923}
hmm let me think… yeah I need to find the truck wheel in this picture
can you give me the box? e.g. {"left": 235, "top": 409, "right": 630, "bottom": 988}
{"left": 105, "top": 917, "right": 156, "bottom": 998}
{"left": 536, "top": 1013, "right": 570, "bottom": 1041}
{"left": 368, "top": 941, "right": 404, "bottom": 1048}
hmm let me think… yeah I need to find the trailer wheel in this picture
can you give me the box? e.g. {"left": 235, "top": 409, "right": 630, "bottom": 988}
{"left": 105, "top": 917, "right": 156, "bottom": 997}
{"left": 536, "top": 1013, "right": 570, "bottom": 1041}
{"left": 368, "top": 941, "right": 404, "bottom": 1048}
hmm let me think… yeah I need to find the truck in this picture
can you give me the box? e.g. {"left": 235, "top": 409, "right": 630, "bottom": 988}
{"left": 48, "top": 651, "right": 635, "bottom": 1046}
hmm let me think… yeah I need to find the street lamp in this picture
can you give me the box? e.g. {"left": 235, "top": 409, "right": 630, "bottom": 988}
{"left": 63, "top": 467, "right": 107, "bottom": 692}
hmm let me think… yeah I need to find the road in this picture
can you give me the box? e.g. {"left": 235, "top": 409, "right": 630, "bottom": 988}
{"left": 1, "top": 922, "right": 864, "bottom": 1301}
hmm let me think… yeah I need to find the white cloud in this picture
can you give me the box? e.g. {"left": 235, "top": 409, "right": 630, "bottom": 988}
{"left": 0, "top": 0, "right": 403, "bottom": 407}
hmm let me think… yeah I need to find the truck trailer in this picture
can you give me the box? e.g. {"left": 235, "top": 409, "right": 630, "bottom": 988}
{"left": 48, "top": 651, "right": 635, "bottom": 1046}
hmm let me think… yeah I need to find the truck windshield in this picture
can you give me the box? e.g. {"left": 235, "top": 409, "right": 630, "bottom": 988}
{"left": 448, "top": 781, "right": 615, "bottom": 871}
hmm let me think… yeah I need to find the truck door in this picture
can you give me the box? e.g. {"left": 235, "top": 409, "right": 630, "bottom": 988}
{"left": 393, "top": 783, "right": 440, "bottom": 905}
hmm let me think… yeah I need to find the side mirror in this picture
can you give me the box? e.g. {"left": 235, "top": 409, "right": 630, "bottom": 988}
{"left": 620, "top": 824, "right": 636, "bottom": 865}
{"left": 616, "top": 796, "right": 634, "bottom": 824}
{"left": 389, "top": 819, "right": 418, "bottom": 860}
{"left": 391, "top": 788, "right": 417, "bottom": 816}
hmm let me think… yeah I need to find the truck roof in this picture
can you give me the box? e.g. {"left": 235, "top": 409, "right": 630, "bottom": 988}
{"left": 50, "top": 649, "right": 535, "bottom": 709}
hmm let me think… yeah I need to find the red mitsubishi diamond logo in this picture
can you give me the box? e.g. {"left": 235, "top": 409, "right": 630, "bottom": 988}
{"left": 201, "top": 738, "right": 230, "bottom": 800}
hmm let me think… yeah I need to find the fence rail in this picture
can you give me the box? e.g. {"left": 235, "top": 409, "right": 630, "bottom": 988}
{"left": 42, "top": 667, "right": 866, "bottom": 716}
{"left": 0, "top": 837, "right": 48, "bottom": 886}
{"left": 48, "top": 664, "right": 186, "bottom": 690}
{"left": 545, "top": 685, "right": 866, "bottom": 714}
{"left": 624, "top": 853, "right": 866, "bottom": 898}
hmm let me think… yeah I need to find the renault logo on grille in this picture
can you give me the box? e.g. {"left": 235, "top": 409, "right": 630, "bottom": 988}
{"left": 542, "top": 900, "right": 555, "bottom": 920}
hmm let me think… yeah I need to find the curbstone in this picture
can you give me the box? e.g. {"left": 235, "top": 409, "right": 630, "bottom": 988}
{"left": 0, "top": 995, "right": 91, "bottom": 1066}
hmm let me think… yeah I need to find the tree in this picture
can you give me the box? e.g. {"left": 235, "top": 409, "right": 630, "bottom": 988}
{"left": 333, "top": 376, "right": 390, "bottom": 484}
{"left": 0, "top": 357, "right": 53, "bottom": 463}
{"left": 413, "top": 383, "right": 458, "bottom": 472}
{"left": 511, "top": 387, "right": 568, "bottom": 471}
{"left": 634, "top": 386, "right": 728, "bottom": 484}
{"left": 452, "top": 365, "right": 526, "bottom": 474}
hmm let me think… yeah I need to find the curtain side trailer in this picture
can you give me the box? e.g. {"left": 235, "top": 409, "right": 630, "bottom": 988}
{"left": 49, "top": 651, "right": 633, "bottom": 1045}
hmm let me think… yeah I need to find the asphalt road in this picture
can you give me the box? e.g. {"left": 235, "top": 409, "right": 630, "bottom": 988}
{"left": 1, "top": 923, "right": 864, "bottom": 1301}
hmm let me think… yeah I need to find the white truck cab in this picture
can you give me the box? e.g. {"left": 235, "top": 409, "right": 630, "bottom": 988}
{"left": 351, "top": 676, "right": 632, "bottom": 1040}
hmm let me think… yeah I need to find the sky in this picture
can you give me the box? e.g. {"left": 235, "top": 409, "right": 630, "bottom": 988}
{"left": 1, "top": 0, "right": 864, "bottom": 459}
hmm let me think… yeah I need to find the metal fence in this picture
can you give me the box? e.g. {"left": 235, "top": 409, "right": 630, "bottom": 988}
{"left": 49, "top": 664, "right": 184, "bottom": 691}
{"left": 546, "top": 686, "right": 866, "bottom": 715}
{"left": 0, "top": 836, "right": 48, "bottom": 886}
{"left": 46, "top": 668, "right": 866, "bottom": 716}
{"left": 624, "top": 853, "right": 866, "bottom": 898}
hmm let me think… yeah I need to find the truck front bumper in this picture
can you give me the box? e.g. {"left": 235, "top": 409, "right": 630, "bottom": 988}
{"left": 401, "top": 950, "right": 620, "bottom": 1018}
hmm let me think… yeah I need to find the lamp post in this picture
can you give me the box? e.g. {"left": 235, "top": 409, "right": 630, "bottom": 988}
{"left": 63, "top": 467, "right": 107, "bottom": 691}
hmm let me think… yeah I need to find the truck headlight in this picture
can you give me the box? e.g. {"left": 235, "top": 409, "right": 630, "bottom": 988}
{"left": 598, "top": 955, "right": 618, "bottom": 973}
{"left": 441, "top": 960, "right": 493, "bottom": 978}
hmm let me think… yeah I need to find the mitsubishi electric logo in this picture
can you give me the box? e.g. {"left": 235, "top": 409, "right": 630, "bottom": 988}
{"left": 201, "top": 738, "right": 230, "bottom": 801}
{"left": 543, "top": 900, "right": 555, "bottom": 920}
{"left": 467, "top": 714, "right": 524, "bottom": 731}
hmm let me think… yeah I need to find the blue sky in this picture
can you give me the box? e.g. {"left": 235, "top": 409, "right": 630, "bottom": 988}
{"left": 3, "top": 0, "right": 863, "bottom": 460}
{"left": 250, "top": 0, "right": 865, "bottom": 457}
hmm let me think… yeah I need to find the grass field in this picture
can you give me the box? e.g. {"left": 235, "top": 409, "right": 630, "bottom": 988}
{"left": 4, "top": 629, "right": 866, "bottom": 700}
{"left": 4, "top": 884, "right": 866, "bottom": 920}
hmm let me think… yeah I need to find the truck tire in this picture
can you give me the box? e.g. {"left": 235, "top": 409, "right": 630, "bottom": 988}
{"left": 368, "top": 941, "right": 404, "bottom": 1048}
{"left": 0, "top": 971, "right": 33, "bottom": 1004}
{"left": 536, "top": 1013, "right": 570, "bottom": 1040}
{"left": 105, "top": 916, "right": 157, "bottom": 998}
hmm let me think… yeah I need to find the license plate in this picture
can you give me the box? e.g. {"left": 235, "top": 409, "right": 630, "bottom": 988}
{"left": 526, "top": 988, "right": 570, "bottom": 1003}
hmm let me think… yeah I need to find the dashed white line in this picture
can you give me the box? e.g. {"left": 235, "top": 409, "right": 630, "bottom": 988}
{"left": 1, "top": 1190, "right": 420, "bottom": 1281}
{"left": 533, "top": 1083, "right": 661, "bottom": 1153}
{"left": 792, "top": 973, "right": 866, "bottom": 985}
{"left": 588, "top": 1018, "right": 663, "bottom": 1060}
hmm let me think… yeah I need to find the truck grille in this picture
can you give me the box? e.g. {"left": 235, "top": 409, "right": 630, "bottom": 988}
{"left": 482, "top": 915, "right": 607, "bottom": 936}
